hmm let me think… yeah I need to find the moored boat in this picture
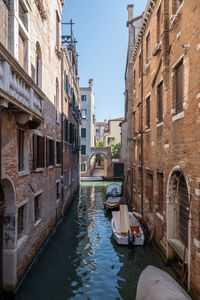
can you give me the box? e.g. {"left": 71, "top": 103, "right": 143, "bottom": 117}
{"left": 136, "top": 265, "right": 191, "bottom": 300}
{"left": 104, "top": 196, "right": 121, "bottom": 210}
{"left": 111, "top": 204, "right": 145, "bottom": 246}
{"left": 106, "top": 183, "right": 121, "bottom": 197}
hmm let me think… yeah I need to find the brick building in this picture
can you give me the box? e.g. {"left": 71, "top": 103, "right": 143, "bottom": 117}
{"left": 125, "top": 1, "right": 200, "bottom": 298}
{"left": 0, "top": 0, "right": 80, "bottom": 293}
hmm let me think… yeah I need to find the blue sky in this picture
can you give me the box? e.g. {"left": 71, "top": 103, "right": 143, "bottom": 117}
{"left": 62, "top": 0, "right": 147, "bottom": 122}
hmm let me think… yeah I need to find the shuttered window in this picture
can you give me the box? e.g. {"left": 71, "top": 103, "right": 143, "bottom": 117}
{"left": 33, "top": 134, "right": 44, "bottom": 170}
{"left": 138, "top": 104, "right": 142, "bottom": 133}
{"left": 175, "top": 61, "right": 183, "bottom": 114}
{"left": 81, "top": 145, "right": 86, "bottom": 155}
{"left": 146, "top": 172, "right": 153, "bottom": 213}
{"left": 81, "top": 128, "right": 86, "bottom": 138}
{"left": 18, "top": 130, "right": 24, "bottom": 171}
{"left": 157, "top": 81, "right": 163, "bottom": 123}
{"left": 69, "top": 123, "right": 74, "bottom": 144}
{"left": 64, "top": 118, "right": 69, "bottom": 142}
{"left": 139, "top": 54, "right": 142, "bottom": 78}
{"left": 65, "top": 73, "right": 69, "bottom": 94}
{"left": 56, "top": 141, "right": 61, "bottom": 164}
{"left": 157, "top": 172, "right": 164, "bottom": 212}
{"left": 46, "top": 138, "right": 55, "bottom": 167}
{"left": 146, "top": 96, "right": 150, "bottom": 128}
{"left": 146, "top": 32, "right": 150, "bottom": 63}
{"left": 133, "top": 70, "right": 136, "bottom": 89}
{"left": 133, "top": 112, "right": 136, "bottom": 136}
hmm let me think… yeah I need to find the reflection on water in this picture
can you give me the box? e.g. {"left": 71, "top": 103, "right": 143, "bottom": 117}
{"left": 16, "top": 182, "right": 175, "bottom": 300}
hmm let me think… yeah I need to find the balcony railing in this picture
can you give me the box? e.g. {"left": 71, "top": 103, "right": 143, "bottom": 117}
{"left": 0, "top": 43, "right": 44, "bottom": 123}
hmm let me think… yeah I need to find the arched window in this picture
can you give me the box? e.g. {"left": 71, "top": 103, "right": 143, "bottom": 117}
{"left": 35, "top": 41, "right": 42, "bottom": 88}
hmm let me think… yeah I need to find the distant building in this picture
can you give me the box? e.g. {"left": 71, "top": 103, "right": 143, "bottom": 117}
{"left": 80, "top": 79, "right": 95, "bottom": 175}
{"left": 104, "top": 118, "right": 124, "bottom": 146}
{"left": 95, "top": 122, "right": 104, "bottom": 141}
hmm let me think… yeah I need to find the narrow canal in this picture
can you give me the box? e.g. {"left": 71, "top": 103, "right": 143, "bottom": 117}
{"left": 16, "top": 181, "right": 175, "bottom": 300}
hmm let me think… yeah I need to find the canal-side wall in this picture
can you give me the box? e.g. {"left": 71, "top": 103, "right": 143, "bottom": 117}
{"left": 0, "top": 0, "right": 80, "bottom": 293}
{"left": 124, "top": 1, "right": 200, "bottom": 298}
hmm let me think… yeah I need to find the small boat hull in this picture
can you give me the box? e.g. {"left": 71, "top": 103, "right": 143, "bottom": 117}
{"left": 111, "top": 211, "right": 145, "bottom": 246}
{"left": 104, "top": 196, "right": 121, "bottom": 210}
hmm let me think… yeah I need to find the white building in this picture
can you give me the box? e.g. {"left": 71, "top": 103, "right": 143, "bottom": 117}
{"left": 80, "top": 79, "right": 95, "bottom": 175}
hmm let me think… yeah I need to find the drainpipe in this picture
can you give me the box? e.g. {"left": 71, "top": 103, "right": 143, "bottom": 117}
{"left": 141, "top": 36, "right": 144, "bottom": 216}
{"left": 61, "top": 52, "right": 64, "bottom": 215}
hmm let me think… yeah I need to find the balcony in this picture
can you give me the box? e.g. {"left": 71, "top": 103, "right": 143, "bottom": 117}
{"left": 0, "top": 43, "right": 44, "bottom": 128}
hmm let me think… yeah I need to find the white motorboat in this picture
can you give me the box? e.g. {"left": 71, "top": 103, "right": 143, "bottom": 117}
{"left": 111, "top": 204, "right": 145, "bottom": 246}
{"left": 136, "top": 265, "right": 191, "bottom": 300}
{"left": 104, "top": 196, "right": 121, "bottom": 210}
{"left": 106, "top": 183, "right": 121, "bottom": 197}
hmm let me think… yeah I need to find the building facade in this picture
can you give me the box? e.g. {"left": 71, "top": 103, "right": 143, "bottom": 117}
{"left": 80, "top": 80, "right": 95, "bottom": 175}
{"left": 0, "top": 0, "right": 80, "bottom": 292}
{"left": 124, "top": 1, "right": 200, "bottom": 298}
{"left": 95, "top": 122, "right": 104, "bottom": 141}
{"left": 104, "top": 118, "right": 124, "bottom": 146}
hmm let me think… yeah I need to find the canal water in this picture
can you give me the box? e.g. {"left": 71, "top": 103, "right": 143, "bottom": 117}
{"left": 15, "top": 181, "right": 175, "bottom": 300}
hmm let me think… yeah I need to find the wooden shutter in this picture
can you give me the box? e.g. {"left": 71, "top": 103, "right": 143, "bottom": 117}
{"left": 157, "top": 172, "right": 163, "bottom": 212}
{"left": 146, "top": 97, "right": 150, "bottom": 128}
{"left": 178, "top": 175, "right": 189, "bottom": 247}
{"left": 33, "top": 134, "right": 38, "bottom": 170}
{"left": 18, "top": 130, "right": 24, "bottom": 171}
{"left": 146, "top": 172, "right": 153, "bottom": 212}
{"left": 157, "top": 82, "right": 163, "bottom": 122}
{"left": 46, "top": 138, "right": 49, "bottom": 167}
{"left": 38, "top": 136, "right": 44, "bottom": 168}
{"left": 176, "top": 61, "right": 183, "bottom": 113}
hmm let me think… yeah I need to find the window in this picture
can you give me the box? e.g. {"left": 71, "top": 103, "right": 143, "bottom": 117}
{"left": 17, "top": 204, "right": 27, "bottom": 239}
{"left": 56, "top": 11, "right": 60, "bottom": 48}
{"left": 81, "top": 128, "right": 86, "bottom": 138}
{"left": 139, "top": 54, "right": 142, "bottom": 78}
{"left": 81, "top": 163, "right": 86, "bottom": 172}
{"left": 69, "top": 123, "right": 74, "bottom": 144}
{"left": 108, "top": 137, "right": 115, "bottom": 145}
{"left": 34, "top": 194, "right": 42, "bottom": 223}
{"left": 133, "top": 112, "right": 136, "bottom": 136}
{"left": 175, "top": 60, "right": 183, "bottom": 114}
{"left": 146, "top": 96, "right": 150, "bottom": 128}
{"left": 157, "top": 5, "right": 161, "bottom": 43}
{"left": 46, "top": 138, "right": 55, "bottom": 167}
{"left": 18, "top": 130, "right": 24, "bottom": 171}
{"left": 157, "top": 82, "right": 163, "bottom": 123}
{"left": 146, "top": 32, "right": 151, "bottom": 64}
{"left": 157, "top": 172, "right": 164, "bottom": 212}
{"left": 138, "top": 103, "right": 142, "bottom": 133}
{"left": 19, "top": 1, "right": 28, "bottom": 30}
{"left": 81, "top": 145, "right": 86, "bottom": 155}
{"left": 56, "top": 141, "right": 61, "bottom": 165}
{"left": 65, "top": 72, "right": 69, "bottom": 94}
{"left": 64, "top": 118, "right": 68, "bottom": 142}
{"left": 56, "top": 181, "right": 60, "bottom": 200}
{"left": 81, "top": 109, "right": 87, "bottom": 118}
{"left": 81, "top": 95, "right": 87, "bottom": 101}
{"left": 33, "top": 134, "right": 44, "bottom": 170}
{"left": 133, "top": 70, "right": 136, "bottom": 89}
{"left": 146, "top": 172, "right": 153, "bottom": 213}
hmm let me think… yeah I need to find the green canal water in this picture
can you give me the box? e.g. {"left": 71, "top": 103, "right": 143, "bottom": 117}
{"left": 15, "top": 181, "right": 176, "bottom": 300}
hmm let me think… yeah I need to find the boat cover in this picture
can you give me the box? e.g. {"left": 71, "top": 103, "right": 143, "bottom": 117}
{"left": 136, "top": 265, "right": 191, "bottom": 300}
{"left": 106, "top": 184, "right": 121, "bottom": 196}
{"left": 107, "top": 197, "right": 121, "bottom": 204}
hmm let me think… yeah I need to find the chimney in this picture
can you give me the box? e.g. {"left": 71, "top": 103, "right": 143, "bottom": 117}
{"left": 88, "top": 78, "right": 93, "bottom": 89}
{"left": 127, "top": 4, "right": 134, "bottom": 22}
{"left": 127, "top": 4, "right": 134, "bottom": 47}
